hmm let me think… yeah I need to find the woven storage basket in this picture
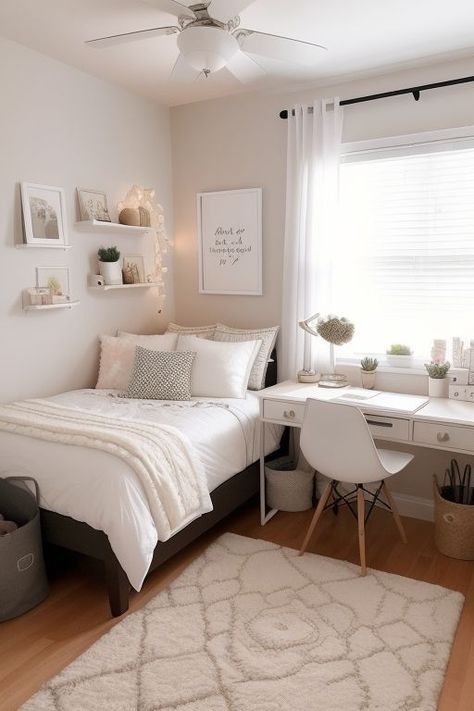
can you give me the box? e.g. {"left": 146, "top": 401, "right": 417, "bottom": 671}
{"left": 265, "top": 457, "right": 314, "bottom": 512}
{"left": 433, "top": 476, "right": 474, "bottom": 560}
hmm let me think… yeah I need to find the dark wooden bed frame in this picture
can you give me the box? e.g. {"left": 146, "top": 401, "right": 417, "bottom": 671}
{"left": 40, "top": 355, "right": 279, "bottom": 617}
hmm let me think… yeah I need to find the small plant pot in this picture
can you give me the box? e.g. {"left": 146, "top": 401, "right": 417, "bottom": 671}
{"left": 386, "top": 354, "right": 413, "bottom": 368}
{"left": 99, "top": 260, "right": 122, "bottom": 286}
{"left": 429, "top": 377, "right": 448, "bottom": 398}
{"left": 361, "top": 369, "right": 377, "bottom": 389}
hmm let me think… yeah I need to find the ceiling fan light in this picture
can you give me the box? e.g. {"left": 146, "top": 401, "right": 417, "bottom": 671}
{"left": 177, "top": 26, "right": 239, "bottom": 73}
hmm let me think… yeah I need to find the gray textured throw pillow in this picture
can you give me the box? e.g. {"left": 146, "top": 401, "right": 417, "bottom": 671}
{"left": 123, "top": 347, "right": 196, "bottom": 400}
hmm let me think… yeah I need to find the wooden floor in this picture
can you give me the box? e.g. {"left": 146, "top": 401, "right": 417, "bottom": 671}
{"left": 1, "top": 502, "right": 473, "bottom": 710}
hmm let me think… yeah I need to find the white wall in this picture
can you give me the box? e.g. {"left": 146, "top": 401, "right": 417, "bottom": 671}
{"left": 171, "top": 56, "right": 474, "bottom": 508}
{"left": 0, "top": 37, "right": 174, "bottom": 402}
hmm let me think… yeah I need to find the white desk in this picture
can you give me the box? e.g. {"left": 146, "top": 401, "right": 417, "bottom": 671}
{"left": 258, "top": 380, "right": 474, "bottom": 525}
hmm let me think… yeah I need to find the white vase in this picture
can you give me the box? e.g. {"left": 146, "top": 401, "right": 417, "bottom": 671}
{"left": 386, "top": 354, "right": 413, "bottom": 368}
{"left": 428, "top": 377, "right": 448, "bottom": 398}
{"left": 361, "top": 370, "right": 377, "bottom": 389}
{"left": 99, "top": 260, "right": 122, "bottom": 285}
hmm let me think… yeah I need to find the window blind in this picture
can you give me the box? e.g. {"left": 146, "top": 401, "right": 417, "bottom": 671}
{"left": 334, "top": 145, "right": 474, "bottom": 359}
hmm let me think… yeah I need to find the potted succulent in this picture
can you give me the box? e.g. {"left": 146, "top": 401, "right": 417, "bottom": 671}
{"left": 360, "top": 357, "right": 378, "bottom": 389}
{"left": 98, "top": 246, "right": 122, "bottom": 285}
{"left": 425, "top": 361, "right": 450, "bottom": 397}
{"left": 386, "top": 344, "right": 413, "bottom": 368}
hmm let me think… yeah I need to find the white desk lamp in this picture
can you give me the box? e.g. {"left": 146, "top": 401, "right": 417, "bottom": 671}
{"left": 298, "top": 313, "right": 355, "bottom": 388}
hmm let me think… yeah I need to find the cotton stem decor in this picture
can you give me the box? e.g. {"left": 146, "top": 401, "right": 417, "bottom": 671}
{"left": 118, "top": 186, "right": 169, "bottom": 310}
{"left": 299, "top": 313, "right": 354, "bottom": 388}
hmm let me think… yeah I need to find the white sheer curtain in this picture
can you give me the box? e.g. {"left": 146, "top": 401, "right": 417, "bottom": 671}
{"left": 279, "top": 99, "right": 344, "bottom": 381}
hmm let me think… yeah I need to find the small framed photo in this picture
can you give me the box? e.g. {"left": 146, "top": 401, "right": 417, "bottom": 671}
{"left": 77, "top": 188, "right": 111, "bottom": 222}
{"left": 21, "top": 183, "right": 68, "bottom": 246}
{"left": 36, "top": 266, "right": 71, "bottom": 304}
{"left": 123, "top": 255, "right": 145, "bottom": 284}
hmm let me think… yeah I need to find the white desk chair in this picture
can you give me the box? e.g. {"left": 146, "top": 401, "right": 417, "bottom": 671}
{"left": 299, "top": 398, "right": 414, "bottom": 575}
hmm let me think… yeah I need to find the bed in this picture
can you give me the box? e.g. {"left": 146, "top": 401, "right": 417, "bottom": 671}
{"left": 0, "top": 357, "right": 280, "bottom": 616}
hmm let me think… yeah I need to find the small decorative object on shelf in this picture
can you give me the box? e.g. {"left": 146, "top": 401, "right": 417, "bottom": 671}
{"left": 36, "top": 266, "right": 71, "bottom": 304}
{"left": 123, "top": 255, "right": 145, "bottom": 284}
{"left": 360, "top": 357, "right": 379, "bottom": 390}
{"left": 119, "top": 206, "right": 151, "bottom": 227}
{"left": 386, "top": 344, "right": 413, "bottom": 368}
{"left": 98, "top": 246, "right": 122, "bottom": 285}
{"left": 77, "top": 188, "right": 111, "bottom": 222}
{"left": 298, "top": 313, "right": 354, "bottom": 388}
{"left": 425, "top": 361, "right": 450, "bottom": 398}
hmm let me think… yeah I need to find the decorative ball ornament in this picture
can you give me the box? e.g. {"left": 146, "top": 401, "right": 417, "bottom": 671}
{"left": 316, "top": 315, "right": 355, "bottom": 346}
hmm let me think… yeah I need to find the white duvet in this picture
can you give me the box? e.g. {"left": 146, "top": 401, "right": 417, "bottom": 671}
{"left": 0, "top": 389, "right": 282, "bottom": 590}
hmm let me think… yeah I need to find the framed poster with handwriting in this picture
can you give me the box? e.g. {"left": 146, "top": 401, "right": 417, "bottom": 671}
{"left": 197, "top": 188, "right": 262, "bottom": 295}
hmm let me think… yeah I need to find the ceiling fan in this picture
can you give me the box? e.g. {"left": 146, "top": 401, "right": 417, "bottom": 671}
{"left": 86, "top": 0, "right": 326, "bottom": 84}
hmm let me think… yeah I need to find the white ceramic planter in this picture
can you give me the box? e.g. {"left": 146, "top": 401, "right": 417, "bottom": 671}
{"left": 361, "top": 370, "right": 377, "bottom": 389}
{"left": 429, "top": 377, "right": 449, "bottom": 398}
{"left": 386, "top": 354, "right": 413, "bottom": 368}
{"left": 99, "top": 260, "right": 122, "bottom": 285}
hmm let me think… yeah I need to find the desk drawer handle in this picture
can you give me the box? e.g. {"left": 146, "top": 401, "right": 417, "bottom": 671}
{"left": 283, "top": 409, "right": 296, "bottom": 419}
{"left": 437, "top": 432, "right": 450, "bottom": 442}
{"left": 366, "top": 419, "right": 393, "bottom": 428}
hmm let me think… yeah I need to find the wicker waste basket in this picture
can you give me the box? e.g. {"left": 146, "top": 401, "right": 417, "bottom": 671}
{"left": 433, "top": 475, "right": 474, "bottom": 560}
{"left": 265, "top": 457, "right": 314, "bottom": 512}
{"left": 0, "top": 477, "right": 49, "bottom": 622}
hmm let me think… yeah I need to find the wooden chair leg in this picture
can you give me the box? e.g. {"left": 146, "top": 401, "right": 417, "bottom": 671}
{"left": 299, "top": 481, "right": 333, "bottom": 556}
{"left": 357, "top": 486, "right": 367, "bottom": 576}
{"left": 382, "top": 480, "right": 407, "bottom": 544}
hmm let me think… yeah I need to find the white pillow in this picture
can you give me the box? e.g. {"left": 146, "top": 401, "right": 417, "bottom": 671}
{"left": 176, "top": 335, "right": 261, "bottom": 398}
{"left": 118, "top": 331, "right": 178, "bottom": 350}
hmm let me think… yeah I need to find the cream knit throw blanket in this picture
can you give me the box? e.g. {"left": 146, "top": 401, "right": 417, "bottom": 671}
{"left": 0, "top": 399, "right": 212, "bottom": 539}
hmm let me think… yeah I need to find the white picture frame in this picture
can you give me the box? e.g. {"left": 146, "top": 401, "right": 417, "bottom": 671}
{"left": 77, "top": 187, "right": 111, "bottom": 222}
{"left": 197, "top": 188, "right": 262, "bottom": 295}
{"left": 21, "top": 182, "right": 68, "bottom": 246}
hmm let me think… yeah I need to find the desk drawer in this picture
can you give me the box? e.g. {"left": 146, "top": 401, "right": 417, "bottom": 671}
{"left": 413, "top": 421, "right": 474, "bottom": 452}
{"left": 364, "top": 414, "right": 410, "bottom": 441}
{"left": 263, "top": 399, "right": 305, "bottom": 424}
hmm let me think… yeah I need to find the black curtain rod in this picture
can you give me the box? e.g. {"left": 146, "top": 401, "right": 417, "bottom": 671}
{"left": 279, "top": 75, "right": 474, "bottom": 119}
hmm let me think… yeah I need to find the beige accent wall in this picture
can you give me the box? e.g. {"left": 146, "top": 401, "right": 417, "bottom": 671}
{"left": 171, "top": 56, "right": 474, "bottom": 505}
{"left": 0, "top": 37, "right": 174, "bottom": 402}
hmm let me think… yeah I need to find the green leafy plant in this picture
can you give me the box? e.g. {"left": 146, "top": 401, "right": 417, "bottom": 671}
{"left": 386, "top": 344, "right": 412, "bottom": 356}
{"left": 98, "top": 246, "right": 120, "bottom": 262}
{"left": 425, "top": 361, "right": 450, "bottom": 379}
{"left": 360, "top": 357, "right": 379, "bottom": 372}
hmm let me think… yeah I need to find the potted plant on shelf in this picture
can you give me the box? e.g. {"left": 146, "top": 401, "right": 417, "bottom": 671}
{"left": 425, "top": 361, "right": 450, "bottom": 397}
{"left": 386, "top": 344, "right": 413, "bottom": 368}
{"left": 98, "top": 246, "right": 122, "bottom": 285}
{"left": 360, "top": 357, "right": 379, "bottom": 389}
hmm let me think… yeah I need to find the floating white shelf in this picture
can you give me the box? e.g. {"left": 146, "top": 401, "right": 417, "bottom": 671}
{"left": 16, "top": 243, "right": 72, "bottom": 250}
{"left": 90, "top": 282, "right": 161, "bottom": 291}
{"left": 23, "top": 301, "right": 80, "bottom": 312}
{"left": 75, "top": 220, "right": 152, "bottom": 236}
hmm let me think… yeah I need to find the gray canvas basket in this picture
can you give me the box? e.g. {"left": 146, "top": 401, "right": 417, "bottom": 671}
{"left": 265, "top": 457, "right": 315, "bottom": 512}
{"left": 0, "top": 477, "right": 49, "bottom": 622}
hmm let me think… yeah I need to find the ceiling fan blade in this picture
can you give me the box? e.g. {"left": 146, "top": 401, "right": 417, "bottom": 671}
{"left": 86, "top": 26, "right": 179, "bottom": 48}
{"left": 142, "top": 0, "right": 196, "bottom": 18}
{"left": 208, "top": 0, "right": 256, "bottom": 22}
{"left": 170, "top": 53, "right": 201, "bottom": 82}
{"left": 226, "top": 51, "right": 265, "bottom": 83}
{"left": 237, "top": 29, "right": 327, "bottom": 66}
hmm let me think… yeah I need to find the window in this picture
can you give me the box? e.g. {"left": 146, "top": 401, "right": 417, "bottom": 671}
{"left": 334, "top": 136, "right": 474, "bottom": 363}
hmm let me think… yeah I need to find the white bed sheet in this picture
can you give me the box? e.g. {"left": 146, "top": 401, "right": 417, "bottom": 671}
{"left": 0, "top": 389, "right": 282, "bottom": 590}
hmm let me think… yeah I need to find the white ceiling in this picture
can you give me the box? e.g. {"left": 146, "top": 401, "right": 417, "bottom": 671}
{"left": 1, "top": 0, "right": 473, "bottom": 106}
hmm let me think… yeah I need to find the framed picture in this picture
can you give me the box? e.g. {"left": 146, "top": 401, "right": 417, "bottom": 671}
{"left": 77, "top": 188, "right": 111, "bottom": 222}
{"left": 197, "top": 188, "right": 262, "bottom": 295}
{"left": 123, "top": 255, "right": 145, "bottom": 284}
{"left": 21, "top": 182, "right": 68, "bottom": 246}
{"left": 36, "top": 266, "right": 71, "bottom": 303}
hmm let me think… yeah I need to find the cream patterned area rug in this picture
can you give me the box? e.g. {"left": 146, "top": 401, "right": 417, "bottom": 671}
{"left": 23, "top": 533, "right": 464, "bottom": 711}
